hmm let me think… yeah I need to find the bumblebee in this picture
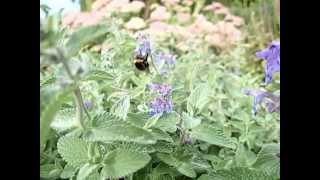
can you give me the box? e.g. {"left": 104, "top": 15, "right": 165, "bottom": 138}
{"left": 134, "top": 53, "right": 149, "bottom": 71}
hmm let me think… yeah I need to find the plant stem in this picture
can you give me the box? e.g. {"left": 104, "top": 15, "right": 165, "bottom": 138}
{"left": 143, "top": 0, "right": 151, "bottom": 20}
{"left": 74, "top": 88, "right": 84, "bottom": 129}
{"left": 59, "top": 50, "right": 91, "bottom": 129}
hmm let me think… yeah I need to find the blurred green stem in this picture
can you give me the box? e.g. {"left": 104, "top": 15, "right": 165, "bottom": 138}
{"left": 80, "top": 0, "right": 92, "bottom": 12}
{"left": 60, "top": 51, "right": 91, "bottom": 129}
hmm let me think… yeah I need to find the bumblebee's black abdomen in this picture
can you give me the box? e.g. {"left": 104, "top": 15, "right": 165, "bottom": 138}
{"left": 134, "top": 59, "right": 149, "bottom": 71}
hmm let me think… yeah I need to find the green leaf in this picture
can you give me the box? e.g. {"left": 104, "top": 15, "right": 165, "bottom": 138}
{"left": 234, "top": 143, "right": 257, "bottom": 167}
{"left": 40, "top": 164, "right": 62, "bottom": 179}
{"left": 101, "top": 149, "right": 151, "bottom": 179}
{"left": 151, "top": 128, "right": 173, "bottom": 142}
{"left": 252, "top": 144, "right": 280, "bottom": 177}
{"left": 181, "top": 112, "right": 201, "bottom": 129}
{"left": 84, "top": 70, "right": 114, "bottom": 81}
{"left": 111, "top": 142, "right": 156, "bottom": 153}
{"left": 60, "top": 164, "right": 78, "bottom": 179}
{"left": 154, "top": 141, "right": 175, "bottom": 153}
{"left": 154, "top": 112, "right": 179, "bottom": 133}
{"left": 111, "top": 95, "right": 130, "bottom": 120}
{"left": 66, "top": 24, "right": 108, "bottom": 57}
{"left": 208, "top": 167, "right": 277, "bottom": 180}
{"left": 143, "top": 113, "right": 162, "bottom": 129}
{"left": 77, "top": 163, "right": 100, "bottom": 180}
{"left": 157, "top": 153, "right": 178, "bottom": 167}
{"left": 187, "top": 83, "right": 210, "bottom": 114}
{"left": 51, "top": 108, "right": 78, "bottom": 133}
{"left": 86, "top": 172, "right": 100, "bottom": 180}
{"left": 190, "top": 123, "right": 236, "bottom": 149}
{"left": 177, "top": 163, "right": 196, "bottom": 178}
{"left": 191, "top": 156, "right": 211, "bottom": 172}
{"left": 57, "top": 136, "right": 89, "bottom": 167}
{"left": 40, "top": 87, "right": 72, "bottom": 148}
{"left": 197, "top": 174, "right": 212, "bottom": 180}
{"left": 156, "top": 153, "right": 196, "bottom": 178}
{"left": 127, "top": 112, "right": 150, "bottom": 127}
{"left": 149, "top": 174, "right": 175, "bottom": 180}
{"left": 85, "top": 114, "right": 156, "bottom": 144}
{"left": 152, "top": 163, "right": 179, "bottom": 177}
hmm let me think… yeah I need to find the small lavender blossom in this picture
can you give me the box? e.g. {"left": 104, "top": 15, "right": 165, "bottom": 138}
{"left": 256, "top": 41, "right": 280, "bottom": 84}
{"left": 84, "top": 100, "right": 93, "bottom": 110}
{"left": 149, "top": 97, "right": 173, "bottom": 116}
{"left": 134, "top": 34, "right": 151, "bottom": 59}
{"left": 244, "top": 89, "right": 280, "bottom": 115}
{"left": 243, "top": 89, "right": 268, "bottom": 115}
{"left": 165, "top": 54, "right": 176, "bottom": 65}
{"left": 147, "top": 83, "right": 172, "bottom": 96}
{"left": 154, "top": 52, "right": 165, "bottom": 65}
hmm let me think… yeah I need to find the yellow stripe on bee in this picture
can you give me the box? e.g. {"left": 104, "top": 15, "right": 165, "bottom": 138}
{"left": 134, "top": 59, "right": 144, "bottom": 63}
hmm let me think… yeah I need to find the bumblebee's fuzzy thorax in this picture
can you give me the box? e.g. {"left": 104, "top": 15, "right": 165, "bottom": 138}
{"left": 134, "top": 58, "right": 149, "bottom": 71}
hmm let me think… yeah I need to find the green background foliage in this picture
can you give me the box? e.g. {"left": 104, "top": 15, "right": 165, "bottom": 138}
{"left": 40, "top": 0, "right": 279, "bottom": 179}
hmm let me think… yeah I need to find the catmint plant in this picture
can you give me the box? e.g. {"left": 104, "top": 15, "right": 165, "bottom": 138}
{"left": 245, "top": 41, "right": 280, "bottom": 115}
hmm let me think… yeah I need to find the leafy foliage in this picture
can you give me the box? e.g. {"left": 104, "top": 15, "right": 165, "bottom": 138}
{"left": 40, "top": 0, "right": 280, "bottom": 179}
{"left": 101, "top": 149, "right": 151, "bottom": 179}
{"left": 84, "top": 113, "right": 156, "bottom": 144}
{"left": 252, "top": 143, "right": 280, "bottom": 177}
{"left": 199, "top": 167, "right": 277, "bottom": 180}
{"left": 190, "top": 123, "right": 237, "bottom": 149}
{"left": 57, "top": 136, "right": 89, "bottom": 167}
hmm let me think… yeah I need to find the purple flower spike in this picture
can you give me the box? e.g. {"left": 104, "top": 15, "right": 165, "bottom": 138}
{"left": 153, "top": 52, "right": 176, "bottom": 76}
{"left": 135, "top": 34, "right": 151, "bottom": 59}
{"left": 244, "top": 89, "right": 268, "bottom": 115}
{"left": 147, "top": 83, "right": 172, "bottom": 97}
{"left": 244, "top": 89, "right": 280, "bottom": 115}
{"left": 256, "top": 41, "right": 280, "bottom": 84}
{"left": 149, "top": 97, "right": 173, "bottom": 116}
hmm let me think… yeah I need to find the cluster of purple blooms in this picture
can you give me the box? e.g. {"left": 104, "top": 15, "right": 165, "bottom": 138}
{"left": 245, "top": 41, "right": 280, "bottom": 115}
{"left": 148, "top": 83, "right": 173, "bottom": 116}
{"left": 134, "top": 34, "right": 151, "bottom": 59}
{"left": 154, "top": 52, "right": 176, "bottom": 75}
{"left": 148, "top": 83, "right": 172, "bottom": 96}
{"left": 134, "top": 34, "right": 176, "bottom": 116}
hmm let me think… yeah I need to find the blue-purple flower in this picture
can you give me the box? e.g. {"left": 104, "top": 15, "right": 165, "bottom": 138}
{"left": 244, "top": 89, "right": 279, "bottom": 115}
{"left": 147, "top": 83, "right": 172, "bottom": 97}
{"left": 149, "top": 96, "right": 173, "bottom": 116}
{"left": 256, "top": 41, "right": 280, "bottom": 84}
{"left": 148, "top": 83, "right": 173, "bottom": 116}
{"left": 134, "top": 34, "right": 151, "bottom": 59}
{"left": 154, "top": 52, "right": 176, "bottom": 65}
{"left": 84, "top": 100, "right": 93, "bottom": 110}
{"left": 153, "top": 52, "right": 176, "bottom": 76}
{"left": 244, "top": 89, "right": 268, "bottom": 115}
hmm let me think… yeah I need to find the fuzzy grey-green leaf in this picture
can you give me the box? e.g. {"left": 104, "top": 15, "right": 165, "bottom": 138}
{"left": 57, "top": 136, "right": 89, "bottom": 167}
{"left": 190, "top": 123, "right": 236, "bottom": 149}
{"left": 101, "top": 149, "right": 151, "bottom": 179}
